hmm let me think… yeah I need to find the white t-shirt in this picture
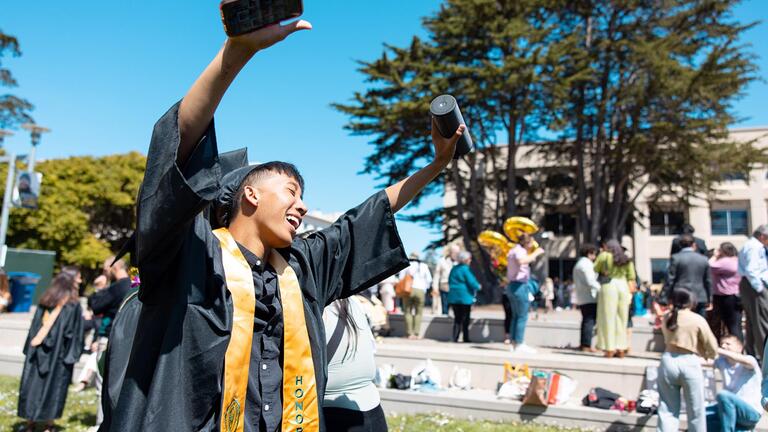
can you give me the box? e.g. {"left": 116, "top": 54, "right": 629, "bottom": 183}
{"left": 398, "top": 261, "right": 432, "bottom": 292}
{"left": 715, "top": 355, "right": 763, "bottom": 413}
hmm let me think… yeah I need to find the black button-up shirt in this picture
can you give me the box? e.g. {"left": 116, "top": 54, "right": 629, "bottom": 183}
{"left": 237, "top": 244, "right": 284, "bottom": 432}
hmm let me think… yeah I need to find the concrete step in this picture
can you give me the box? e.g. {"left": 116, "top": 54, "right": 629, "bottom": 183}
{"left": 387, "top": 311, "right": 666, "bottom": 353}
{"left": 380, "top": 387, "right": 662, "bottom": 431}
{"left": 376, "top": 338, "right": 659, "bottom": 401}
{"left": 382, "top": 387, "right": 768, "bottom": 431}
{"left": 0, "top": 312, "right": 34, "bottom": 347}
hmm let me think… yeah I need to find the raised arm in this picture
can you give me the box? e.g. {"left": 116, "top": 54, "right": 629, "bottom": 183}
{"left": 177, "top": 20, "right": 312, "bottom": 166}
{"left": 717, "top": 348, "right": 757, "bottom": 369}
{"left": 385, "top": 118, "right": 465, "bottom": 213}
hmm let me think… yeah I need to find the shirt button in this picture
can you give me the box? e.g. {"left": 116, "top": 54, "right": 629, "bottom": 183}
{"left": 264, "top": 404, "right": 270, "bottom": 411}
{"left": 262, "top": 364, "right": 267, "bottom": 370}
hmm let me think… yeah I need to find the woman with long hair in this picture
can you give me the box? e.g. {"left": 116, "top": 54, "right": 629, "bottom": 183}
{"left": 594, "top": 240, "right": 635, "bottom": 358}
{"left": 17, "top": 267, "right": 84, "bottom": 432}
{"left": 323, "top": 296, "right": 387, "bottom": 431}
{"left": 657, "top": 289, "right": 718, "bottom": 431}
{"left": 709, "top": 242, "right": 742, "bottom": 341}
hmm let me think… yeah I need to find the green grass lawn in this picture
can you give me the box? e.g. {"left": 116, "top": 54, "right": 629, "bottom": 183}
{"left": 1, "top": 375, "right": 97, "bottom": 432}
{"left": 1, "top": 375, "right": 585, "bottom": 431}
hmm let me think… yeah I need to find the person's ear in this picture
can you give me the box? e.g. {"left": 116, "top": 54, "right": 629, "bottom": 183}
{"left": 243, "top": 185, "right": 260, "bottom": 208}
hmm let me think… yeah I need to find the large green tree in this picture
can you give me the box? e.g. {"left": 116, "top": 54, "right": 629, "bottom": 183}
{"left": 334, "top": 0, "right": 573, "bottom": 290}
{"left": 2, "top": 152, "right": 145, "bottom": 275}
{"left": 0, "top": 30, "right": 33, "bottom": 130}
{"left": 335, "top": 0, "right": 762, "bottom": 292}
{"left": 544, "top": 0, "right": 763, "bottom": 244}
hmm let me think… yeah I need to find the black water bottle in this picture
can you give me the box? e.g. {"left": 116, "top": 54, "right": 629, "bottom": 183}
{"left": 429, "top": 94, "right": 473, "bottom": 159}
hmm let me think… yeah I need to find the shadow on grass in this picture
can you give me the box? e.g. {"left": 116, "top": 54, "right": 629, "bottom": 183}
{"left": 68, "top": 411, "right": 97, "bottom": 427}
{"left": 9, "top": 421, "right": 62, "bottom": 432}
{"left": 9, "top": 422, "right": 26, "bottom": 432}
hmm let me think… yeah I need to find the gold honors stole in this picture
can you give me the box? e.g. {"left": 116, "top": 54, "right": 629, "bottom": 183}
{"left": 213, "top": 228, "right": 319, "bottom": 432}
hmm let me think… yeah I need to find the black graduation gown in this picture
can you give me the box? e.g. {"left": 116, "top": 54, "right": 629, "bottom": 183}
{"left": 101, "top": 288, "right": 140, "bottom": 425}
{"left": 17, "top": 302, "right": 84, "bottom": 421}
{"left": 103, "top": 102, "right": 409, "bottom": 432}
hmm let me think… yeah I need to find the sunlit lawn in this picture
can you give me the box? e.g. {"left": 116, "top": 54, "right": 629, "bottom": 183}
{"left": 1, "top": 375, "right": 586, "bottom": 431}
{"left": 0, "top": 375, "right": 97, "bottom": 432}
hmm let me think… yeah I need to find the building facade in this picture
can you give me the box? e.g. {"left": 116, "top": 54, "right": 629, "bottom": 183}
{"left": 444, "top": 127, "right": 768, "bottom": 283}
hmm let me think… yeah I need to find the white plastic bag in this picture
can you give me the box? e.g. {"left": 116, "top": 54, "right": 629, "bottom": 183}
{"left": 497, "top": 376, "right": 530, "bottom": 400}
{"left": 375, "top": 364, "right": 395, "bottom": 389}
{"left": 411, "top": 359, "right": 442, "bottom": 389}
{"left": 554, "top": 374, "right": 577, "bottom": 405}
{"left": 449, "top": 366, "right": 472, "bottom": 390}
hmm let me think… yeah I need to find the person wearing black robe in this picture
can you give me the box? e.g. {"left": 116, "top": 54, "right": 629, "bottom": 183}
{"left": 101, "top": 17, "right": 466, "bottom": 432}
{"left": 18, "top": 269, "right": 84, "bottom": 431}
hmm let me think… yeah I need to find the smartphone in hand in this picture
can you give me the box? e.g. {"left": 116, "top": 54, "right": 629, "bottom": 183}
{"left": 220, "top": 0, "right": 303, "bottom": 37}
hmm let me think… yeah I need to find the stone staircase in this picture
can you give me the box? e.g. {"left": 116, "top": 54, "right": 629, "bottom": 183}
{"left": 2, "top": 309, "right": 767, "bottom": 430}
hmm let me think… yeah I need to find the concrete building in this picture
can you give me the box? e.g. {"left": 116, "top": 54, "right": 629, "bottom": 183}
{"left": 299, "top": 210, "right": 340, "bottom": 234}
{"left": 444, "top": 126, "right": 768, "bottom": 282}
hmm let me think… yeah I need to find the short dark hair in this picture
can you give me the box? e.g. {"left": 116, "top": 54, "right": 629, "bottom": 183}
{"left": 719, "top": 242, "right": 738, "bottom": 258}
{"left": 679, "top": 234, "right": 695, "bottom": 249}
{"left": 232, "top": 161, "right": 305, "bottom": 218}
{"left": 681, "top": 223, "right": 695, "bottom": 235}
{"left": 579, "top": 243, "right": 598, "bottom": 257}
{"left": 721, "top": 334, "right": 743, "bottom": 348}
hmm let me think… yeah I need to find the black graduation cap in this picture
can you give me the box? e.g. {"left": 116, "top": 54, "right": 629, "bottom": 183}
{"left": 112, "top": 148, "right": 252, "bottom": 267}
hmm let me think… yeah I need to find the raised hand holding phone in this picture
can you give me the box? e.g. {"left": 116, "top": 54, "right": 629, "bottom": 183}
{"left": 221, "top": 0, "right": 304, "bottom": 36}
{"left": 220, "top": 0, "right": 311, "bottom": 55}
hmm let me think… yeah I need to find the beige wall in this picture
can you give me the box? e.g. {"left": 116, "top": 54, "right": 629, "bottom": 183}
{"left": 445, "top": 126, "right": 768, "bottom": 282}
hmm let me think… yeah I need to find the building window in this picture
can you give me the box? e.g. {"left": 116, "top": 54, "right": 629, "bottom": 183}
{"left": 543, "top": 213, "right": 576, "bottom": 236}
{"left": 651, "top": 259, "right": 669, "bottom": 284}
{"left": 649, "top": 209, "right": 684, "bottom": 236}
{"left": 548, "top": 259, "right": 577, "bottom": 281}
{"left": 722, "top": 172, "right": 747, "bottom": 181}
{"left": 711, "top": 209, "right": 749, "bottom": 235}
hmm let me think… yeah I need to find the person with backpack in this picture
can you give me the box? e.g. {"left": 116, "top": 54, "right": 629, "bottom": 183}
{"left": 398, "top": 252, "right": 432, "bottom": 339}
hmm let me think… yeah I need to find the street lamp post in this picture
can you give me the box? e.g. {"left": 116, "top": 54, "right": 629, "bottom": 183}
{"left": 0, "top": 153, "right": 17, "bottom": 266}
{"left": 21, "top": 123, "right": 50, "bottom": 173}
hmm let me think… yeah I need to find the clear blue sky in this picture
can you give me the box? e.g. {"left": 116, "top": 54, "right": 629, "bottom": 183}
{"left": 2, "top": 1, "right": 767, "bottom": 254}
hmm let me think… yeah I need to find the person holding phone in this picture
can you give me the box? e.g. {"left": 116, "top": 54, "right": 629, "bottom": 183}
{"left": 102, "top": 9, "right": 467, "bottom": 432}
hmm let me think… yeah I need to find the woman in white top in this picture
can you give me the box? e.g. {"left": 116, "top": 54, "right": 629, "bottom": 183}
{"left": 323, "top": 297, "right": 387, "bottom": 431}
{"left": 377, "top": 275, "right": 397, "bottom": 313}
{"left": 398, "top": 252, "right": 432, "bottom": 339}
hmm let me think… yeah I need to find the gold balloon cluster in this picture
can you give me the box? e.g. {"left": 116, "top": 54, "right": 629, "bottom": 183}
{"left": 477, "top": 216, "right": 540, "bottom": 268}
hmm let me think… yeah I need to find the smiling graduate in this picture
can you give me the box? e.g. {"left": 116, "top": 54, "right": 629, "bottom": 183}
{"left": 101, "top": 12, "right": 466, "bottom": 432}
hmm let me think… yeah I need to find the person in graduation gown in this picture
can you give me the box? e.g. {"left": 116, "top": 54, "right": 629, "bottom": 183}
{"left": 18, "top": 267, "right": 84, "bottom": 432}
{"left": 101, "top": 16, "right": 467, "bottom": 432}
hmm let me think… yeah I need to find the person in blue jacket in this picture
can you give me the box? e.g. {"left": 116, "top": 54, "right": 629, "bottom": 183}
{"left": 448, "top": 251, "right": 481, "bottom": 343}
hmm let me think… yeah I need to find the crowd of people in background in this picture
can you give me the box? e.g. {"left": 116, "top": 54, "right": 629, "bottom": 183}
{"left": 9, "top": 221, "right": 768, "bottom": 431}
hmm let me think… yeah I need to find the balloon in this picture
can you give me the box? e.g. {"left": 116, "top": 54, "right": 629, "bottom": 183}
{"left": 503, "top": 216, "right": 539, "bottom": 243}
{"left": 477, "top": 230, "right": 513, "bottom": 266}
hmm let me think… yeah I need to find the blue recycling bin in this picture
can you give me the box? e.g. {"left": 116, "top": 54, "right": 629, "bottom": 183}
{"left": 8, "top": 271, "right": 41, "bottom": 312}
